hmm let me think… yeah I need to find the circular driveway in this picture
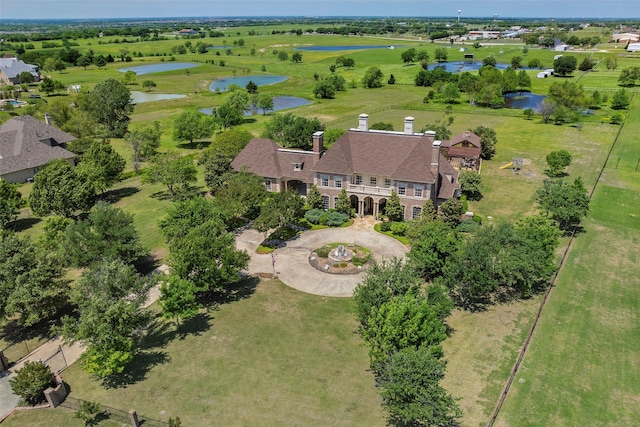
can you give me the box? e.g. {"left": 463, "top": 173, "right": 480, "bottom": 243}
{"left": 236, "top": 226, "right": 409, "bottom": 297}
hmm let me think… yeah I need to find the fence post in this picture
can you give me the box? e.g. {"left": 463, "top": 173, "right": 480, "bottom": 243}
{"left": 129, "top": 409, "right": 140, "bottom": 427}
{"left": 0, "top": 351, "right": 8, "bottom": 371}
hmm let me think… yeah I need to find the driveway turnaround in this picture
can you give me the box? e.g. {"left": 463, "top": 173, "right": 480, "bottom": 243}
{"left": 236, "top": 226, "right": 408, "bottom": 297}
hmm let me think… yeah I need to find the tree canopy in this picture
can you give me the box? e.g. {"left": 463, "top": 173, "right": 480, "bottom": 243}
{"left": 536, "top": 177, "right": 589, "bottom": 231}
{"left": 142, "top": 152, "right": 197, "bottom": 197}
{"left": 261, "top": 113, "right": 324, "bottom": 150}
{"left": 76, "top": 140, "right": 126, "bottom": 193}
{"left": 172, "top": 110, "right": 216, "bottom": 144}
{"left": 89, "top": 78, "right": 133, "bottom": 137}
{"left": 553, "top": 55, "right": 578, "bottom": 76}
{"left": 29, "top": 159, "right": 95, "bottom": 217}
{"left": 362, "top": 66, "right": 384, "bottom": 88}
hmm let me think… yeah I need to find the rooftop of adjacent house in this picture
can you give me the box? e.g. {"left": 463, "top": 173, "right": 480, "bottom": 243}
{"left": 0, "top": 58, "right": 39, "bottom": 79}
{"left": 313, "top": 129, "right": 441, "bottom": 184}
{"left": 0, "top": 115, "right": 76, "bottom": 176}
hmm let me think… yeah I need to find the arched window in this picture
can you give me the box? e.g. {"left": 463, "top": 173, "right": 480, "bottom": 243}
{"left": 412, "top": 206, "right": 422, "bottom": 219}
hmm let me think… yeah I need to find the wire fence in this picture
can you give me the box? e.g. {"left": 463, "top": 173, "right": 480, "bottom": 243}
{"left": 42, "top": 345, "right": 67, "bottom": 374}
{"left": 60, "top": 396, "right": 167, "bottom": 427}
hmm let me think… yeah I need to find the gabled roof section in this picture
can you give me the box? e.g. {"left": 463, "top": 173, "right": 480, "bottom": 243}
{"left": 442, "top": 130, "right": 481, "bottom": 149}
{"left": 231, "top": 138, "right": 318, "bottom": 182}
{"left": 313, "top": 129, "right": 437, "bottom": 183}
{"left": 0, "top": 58, "right": 38, "bottom": 79}
{"left": 0, "top": 115, "right": 76, "bottom": 176}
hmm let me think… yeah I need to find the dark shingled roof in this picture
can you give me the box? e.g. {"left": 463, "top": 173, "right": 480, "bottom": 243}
{"left": 313, "top": 130, "right": 438, "bottom": 183}
{"left": 437, "top": 158, "right": 460, "bottom": 199}
{"left": 231, "top": 138, "right": 318, "bottom": 182}
{"left": 442, "top": 130, "right": 481, "bottom": 149}
{"left": 0, "top": 115, "right": 76, "bottom": 177}
{"left": 447, "top": 146, "right": 481, "bottom": 159}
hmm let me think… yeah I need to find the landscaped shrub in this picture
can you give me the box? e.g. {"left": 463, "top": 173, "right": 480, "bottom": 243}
{"left": 268, "top": 226, "right": 299, "bottom": 241}
{"left": 305, "top": 208, "right": 324, "bottom": 224}
{"left": 390, "top": 222, "right": 409, "bottom": 236}
{"left": 352, "top": 253, "right": 372, "bottom": 266}
{"left": 315, "top": 246, "right": 330, "bottom": 258}
{"left": 9, "top": 361, "right": 55, "bottom": 405}
{"left": 472, "top": 214, "right": 483, "bottom": 224}
{"left": 458, "top": 219, "right": 480, "bottom": 233}
{"left": 380, "top": 221, "right": 392, "bottom": 232}
{"left": 326, "top": 211, "right": 348, "bottom": 226}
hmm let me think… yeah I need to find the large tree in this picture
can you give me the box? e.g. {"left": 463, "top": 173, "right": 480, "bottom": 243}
{"left": 363, "top": 292, "right": 449, "bottom": 366}
{"left": 159, "top": 275, "right": 201, "bottom": 326}
{"left": 536, "top": 178, "right": 589, "bottom": 231}
{"left": 362, "top": 66, "right": 383, "bottom": 88}
{"left": 548, "top": 80, "right": 585, "bottom": 111}
{"left": 261, "top": 113, "right": 324, "bottom": 150}
{"left": 29, "top": 159, "right": 95, "bottom": 217}
{"left": 89, "top": 78, "right": 133, "bottom": 137}
{"left": 472, "top": 125, "right": 498, "bottom": 160}
{"left": 0, "top": 232, "right": 67, "bottom": 326}
{"left": 142, "top": 152, "right": 197, "bottom": 197}
{"left": 124, "top": 121, "right": 162, "bottom": 173}
{"left": 545, "top": 150, "right": 573, "bottom": 177}
{"left": 10, "top": 361, "right": 56, "bottom": 405}
{"left": 458, "top": 170, "right": 484, "bottom": 200}
{"left": 377, "top": 347, "right": 461, "bottom": 427}
{"left": 553, "top": 55, "right": 578, "bottom": 77}
{"left": 172, "top": 109, "right": 216, "bottom": 144}
{"left": 353, "top": 258, "right": 422, "bottom": 329}
{"left": 60, "top": 259, "right": 151, "bottom": 379}
{"left": 164, "top": 214, "right": 249, "bottom": 294}
{"left": 407, "top": 220, "right": 460, "bottom": 281}
{"left": 159, "top": 196, "right": 230, "bottom": 244}
{"left": 0, "top": 179, "right": 24, "bottom": 229}
{"left": 63, "top": 201, "right": 147, "bottom": 268}
{"left": 76, "top": 140, "right": 126, "bottom": 193}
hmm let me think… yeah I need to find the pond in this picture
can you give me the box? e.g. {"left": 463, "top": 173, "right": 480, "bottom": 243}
{"left": 427, "top": 61, "right": 528, "bottom": 73}
{"left": 209, "top": 75, "right": 288, "bottom": 92}
{"left": 294, "top": 45, "right": 402, "bottom": 51}
{"left": 503, "top": 92, "right": 547, "bottom": 111}
{"left": 200, "top": 95, "right": 311, "bottom": 116}
{"left": 118, "top": 62, "right": 199, "bottom": 75}
{"left": 130, "top": 91, "right": 186, "bottom": 104}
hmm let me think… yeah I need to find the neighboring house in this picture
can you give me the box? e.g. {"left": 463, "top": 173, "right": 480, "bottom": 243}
{"left": 0, "top": 57, "right": 40, "bottom": 85}
{"left": 440, "top": 131, "right": 481, "bottom": 170}
{"left": 610, "top": 33, "right": 640, "bottom": 44}
{"left": 554, "top": 44, "right": 569, "bottom": 52}
{"left": 232, "top": 114, "right": 462, "bottom": 220}
{"left": 0, "top": 115, "right": 76, "bottom": 183}
{"left": 178, "top": 29, "right": 198, "bottom": 35}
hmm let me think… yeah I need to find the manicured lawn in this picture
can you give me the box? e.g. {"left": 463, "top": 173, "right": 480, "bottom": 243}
{"left": 58, "top": 279, "right": 385, "bottom": 426}
{"left": 2, "top": 407, "right": 122, "bottom": 427}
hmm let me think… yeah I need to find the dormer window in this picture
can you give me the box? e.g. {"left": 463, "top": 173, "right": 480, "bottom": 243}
{"left": 293, "top": 162, "right": 302, "bottom": 171}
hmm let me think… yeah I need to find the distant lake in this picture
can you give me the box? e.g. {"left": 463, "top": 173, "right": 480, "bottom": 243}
{"left": 427, "top": 61, "right": 529, "bottom": 73}
{"left": 503, "top": 93, "right": 547, "bottom": 111}
{"left": 200, "top": 95, "right": 311, "bottom": 116}
{"left": 294, "top": 45, "right": 402, "bottom": 51}
{"left": 209, "top": 75, "right": 288, "bottom": 92}
{"left": 118, "top": 62, "right": 198, "bottom": 75}
{"left": 130, "top": 91, "right": 186, "bottom": 104}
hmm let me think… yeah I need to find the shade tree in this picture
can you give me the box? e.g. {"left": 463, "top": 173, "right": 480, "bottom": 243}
{"left": 536, "top": 177, "right": 589, "bottom": 231}
{"left": 172, "top": 109, "right": 216, "bottom": 144}
{"left": 142, "top": 152, "right": 197, "bottom": 197}
{"left": 29, "top": 159, "right": 95, "bottom": 217}
{"left": 89, "top": 78, "right": 133, "bottom": 137}
{"left": 545, "top": 150, "right": 573, "bottom": 177}
{"left": 76, "top": 139, "right": 126, "bottom": 193}
{"left": 261, "top": 113, "right": 324, "bottom": 150}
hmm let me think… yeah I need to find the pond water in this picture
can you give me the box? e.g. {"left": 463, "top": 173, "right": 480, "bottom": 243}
{"left": 130, "top": 91, "right": 186, "bottom": 104}
{"left": 503, "top": 92, "right": 547, "bottom": 111}
{"left": 427, "top": 61, "right": 529, "bottom": 73}
{"left": 209, "top": 75, "right": 288, "bottom": 92}
{"left": 118, "top": 62, "right": 199, "bottom": 75}
{"left": 200, "top": 95, "right": 311, "bottom": 116}
{"left": 294, "top": 45, "right": 402, "bottom": 51}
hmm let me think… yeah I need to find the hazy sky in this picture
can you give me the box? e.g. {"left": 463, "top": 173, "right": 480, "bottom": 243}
{"left": 0, "top": 0, "right": 634, "bottom": 20}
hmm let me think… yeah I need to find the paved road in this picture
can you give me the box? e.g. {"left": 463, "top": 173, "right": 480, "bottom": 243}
{"left": 236, "top": 225, "right": 409, "bottom": 297}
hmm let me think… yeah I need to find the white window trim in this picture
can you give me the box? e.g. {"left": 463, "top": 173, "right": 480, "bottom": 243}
{"left": 369, "top": 176, "right": 377, "bottom": 186}
{"left": 335, "top": 177, "right": 342, "bottom": 188}
{"left": 412, "top": 206, "right": 422, "bottom": 219}
{"left": 322, "top": 195, "right": 330, "bottom": 210}
{"left": 355, "top": 175, "right": 362, "bottom": 185}
{"left": 398, "top": 182, "right": 407, "bottom": 196}
{"left": 414, "top": 185, "right": 423, "bottom": 198}
{"left": 265, "top": 179, "right": 272, "bottom": 191}
{"left": 321, "top": 175, "right": 329, "bottom": 187}
{"left": 384, "top": 178, "right": 392, "bottom": 187}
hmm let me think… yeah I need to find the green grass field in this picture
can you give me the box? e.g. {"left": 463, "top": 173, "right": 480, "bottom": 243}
{"left": 54, "top": 279, "right": 385, "bottom": 426}
{"left": 495, "top": 93, "right": 640, "bottom": 426}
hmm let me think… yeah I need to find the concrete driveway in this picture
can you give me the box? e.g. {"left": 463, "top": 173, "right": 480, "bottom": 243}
{"left": 236, "top": 225, "right": 409, "bottom": 297}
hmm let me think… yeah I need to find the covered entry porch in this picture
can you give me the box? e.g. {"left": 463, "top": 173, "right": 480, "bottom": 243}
{"left": 350, "top": 194, "right": 387, "bottom": 217}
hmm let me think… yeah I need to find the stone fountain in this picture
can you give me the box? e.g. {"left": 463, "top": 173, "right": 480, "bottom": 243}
{"left": 328, "top": 244, "right": 353, "bottom": 262}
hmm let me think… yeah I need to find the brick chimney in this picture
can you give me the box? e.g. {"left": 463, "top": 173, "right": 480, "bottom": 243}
{"left": 312, "top": 131, "right": 324, "bottom": 164}
{"left": 431, "top": 140, "right": 441, "bottom": 190}
{"left": 404, "top": 117, "right": 414, "bottom": 134}
{"left": 358, "top": 113, "right": 369, "bottom": 131}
